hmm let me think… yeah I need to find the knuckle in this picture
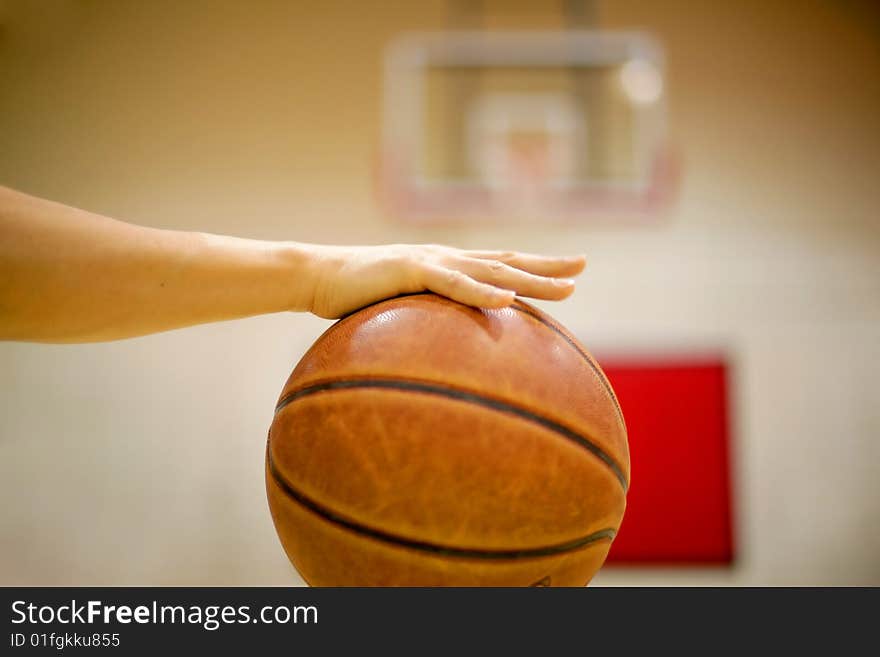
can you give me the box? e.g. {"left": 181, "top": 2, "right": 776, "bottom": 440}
{"left": 395, "top": 253, "right": 418, "bottom": 274}
{"left": 444, "top": 269, "right": 466, "bottom": 288}
{"left": 416, "top": 244, "right": 447, "bottom": 263}
{"left": 488, "top": 259, "right": 506, "bottom": 272}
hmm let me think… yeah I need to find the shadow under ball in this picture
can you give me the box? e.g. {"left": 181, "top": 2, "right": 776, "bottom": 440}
{"left": 266, "top": 293, "right": 629, "bottom": 586}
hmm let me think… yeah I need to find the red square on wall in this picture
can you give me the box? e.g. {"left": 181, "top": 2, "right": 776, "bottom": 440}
{"left": 598, "top": 357, "right": 735, "bottom": 565}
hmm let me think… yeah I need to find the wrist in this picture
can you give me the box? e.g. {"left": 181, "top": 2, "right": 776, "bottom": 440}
{"left": 278, "top": 241, "right": 323, "bottom": 313}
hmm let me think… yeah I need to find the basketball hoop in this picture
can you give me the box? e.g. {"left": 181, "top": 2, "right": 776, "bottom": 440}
{"left": 468, "top": 92, "right": 580, "bottom": 216}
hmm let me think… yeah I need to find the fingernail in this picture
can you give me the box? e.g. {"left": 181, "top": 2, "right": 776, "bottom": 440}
{"left": 554, "top": 278, "right": 575, "bottom": 286}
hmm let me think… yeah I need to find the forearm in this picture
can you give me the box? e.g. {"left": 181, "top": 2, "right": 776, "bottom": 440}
{"left": 1, "top": 185, "right": 585, "bottom": 342}
{"left": 0, "top": 186, "right": 316, "bottom": 342}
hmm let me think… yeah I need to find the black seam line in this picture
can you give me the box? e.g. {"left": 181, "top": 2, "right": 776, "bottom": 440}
{"left": 334, "top": 293, "right": 623, "bottom": 424}
{"left": 267, "top": 449, "right": 616, "bottom": 560}
{"left": 510, "top": 303, "right": 625, "bottom": 424}
{"left": 275, "top": 379, "right": 628, "bottom": 492}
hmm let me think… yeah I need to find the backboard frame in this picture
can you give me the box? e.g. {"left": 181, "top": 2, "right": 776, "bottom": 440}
{"left": 380, "top": 30, "right": 677, "bottom": 224}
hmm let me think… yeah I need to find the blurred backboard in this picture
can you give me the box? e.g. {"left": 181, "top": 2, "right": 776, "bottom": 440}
{"left": 380, "top": 31, "right": 676, "bottom": 224}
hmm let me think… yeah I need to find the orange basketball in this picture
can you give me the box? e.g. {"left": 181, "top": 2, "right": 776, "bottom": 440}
{"left": 266, "top": 293, "right": 629, "bottom": 586}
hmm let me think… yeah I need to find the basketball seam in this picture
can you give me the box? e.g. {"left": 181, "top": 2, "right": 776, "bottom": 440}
{"left": 329, "top": 293, "right": 625, "bottom": 428}
{"left": 274, "top": 378, "right": 629, "bottom": 492}
{"left": 267, "top": 448, "right": 617, "bottom": 560}
{"left": 510, "top": 301, "right": 625, "bottom": 427}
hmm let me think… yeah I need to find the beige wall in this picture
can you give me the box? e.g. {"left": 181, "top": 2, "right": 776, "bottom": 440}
{"left": 1, "top": 1, "right": 878, "bottom": 585}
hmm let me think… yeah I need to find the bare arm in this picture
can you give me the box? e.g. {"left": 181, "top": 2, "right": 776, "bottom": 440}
{"left": 0, "top": 185, "right": 585, "bottom": 343}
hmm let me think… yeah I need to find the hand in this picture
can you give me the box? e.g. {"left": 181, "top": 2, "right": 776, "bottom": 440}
{"left": 305, "top": 243, "right": 586, "bottom": 319}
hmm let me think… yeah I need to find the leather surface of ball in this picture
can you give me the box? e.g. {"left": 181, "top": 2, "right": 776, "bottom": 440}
{"left": 266, "top": 293, "right": 629, "bottom": 586}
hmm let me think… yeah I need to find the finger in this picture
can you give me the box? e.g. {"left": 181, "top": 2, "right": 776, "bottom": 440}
{"left": 450, "top": 257, "right": 576, "bottom": 301}
{"left": 463, "top": 250, "right": 586, "bottom": 277}
{"left": 418, "top": 264, "right": 516, "bottom": 309}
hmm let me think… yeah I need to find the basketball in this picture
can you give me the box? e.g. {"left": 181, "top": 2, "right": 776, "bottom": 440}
{"left": 266, "top": 293, "right": 629, "bottom": 586}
